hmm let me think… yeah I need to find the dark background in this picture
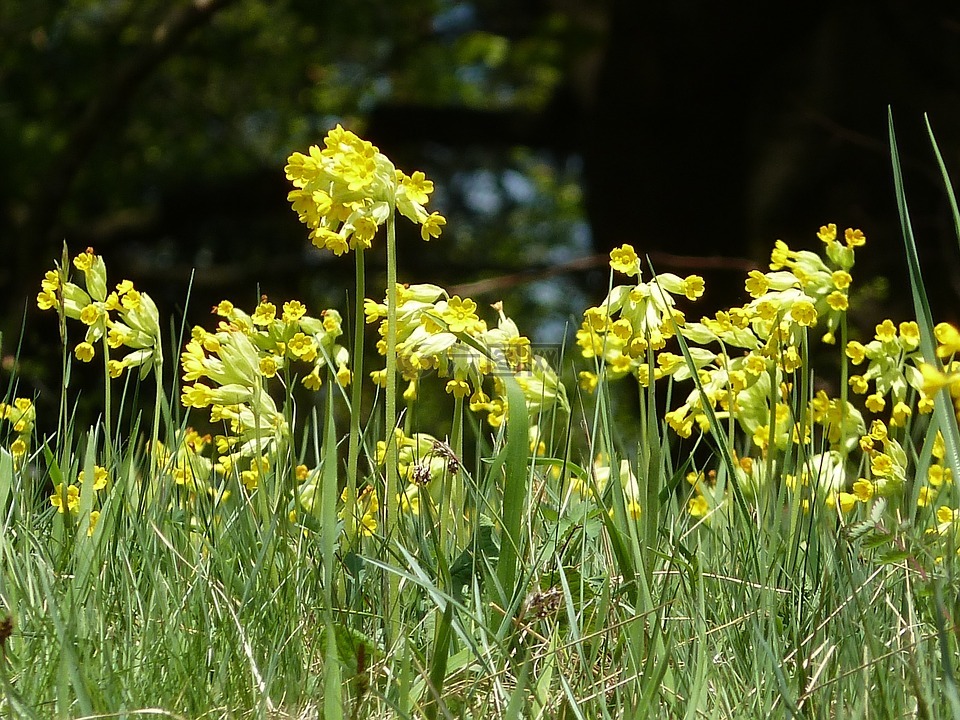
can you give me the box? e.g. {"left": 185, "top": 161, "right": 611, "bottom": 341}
{"left": 3, "top": 0, "right": 960, "bottom": 398}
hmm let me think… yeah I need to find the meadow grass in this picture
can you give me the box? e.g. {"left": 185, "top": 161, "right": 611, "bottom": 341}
{"left": 1, "top": 118, "right": 959, "bottom": 719}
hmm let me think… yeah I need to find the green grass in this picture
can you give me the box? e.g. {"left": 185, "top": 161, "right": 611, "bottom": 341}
{"left": 1, "top": 122, "right": 959, "bottom": 719}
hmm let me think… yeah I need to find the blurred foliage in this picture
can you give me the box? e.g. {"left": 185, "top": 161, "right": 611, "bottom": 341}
{"left": 5, "top": 0, "right": 960, "bottom": 435}
{"left": 0, "top": 0, "right": 597, "bottom": 427}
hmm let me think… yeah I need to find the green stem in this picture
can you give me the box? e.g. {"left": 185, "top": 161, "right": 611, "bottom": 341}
{"left": 839, "top": 314, "right": 850, "bottom": 462}
{"left": 384, "top": 209, "right": 400, "bottom": 645}
{"left": 449, "top": 397, "right": 465, "bottom": 547}
{"left": 100, "top": 332, "right": 113, "bottom": 465}
{"left": 345, "top": 250, "right": 366, "bottom": 542}
{"left": 150, "top": 346, "right": 163, "bottom": 461}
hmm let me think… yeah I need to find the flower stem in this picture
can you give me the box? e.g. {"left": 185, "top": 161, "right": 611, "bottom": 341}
{"left": 101, "top": 332, "right": 113, "bottom": 465}
{"left": 344, "top": 250, "right": 366, "bottom": 541}
{"left": 151, "top": 349, "right": 164, "bottom": 464}
{"left": 384, "top": 208, "right": 400, "bottom": 645}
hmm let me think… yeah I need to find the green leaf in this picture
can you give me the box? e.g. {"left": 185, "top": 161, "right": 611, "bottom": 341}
{"left": 495, "top": 372, "right": 530, "bottom": 602}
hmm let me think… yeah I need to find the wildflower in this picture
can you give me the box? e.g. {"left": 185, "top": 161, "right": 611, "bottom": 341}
{"left": 282, "top": 300, "right": 307, "bottom": 323}
{"left": 852, "top": 479, "right": 874, "bottom": 502}
{"left": 835, "top": 492, "right": 857, "bottom": 513}
{"left": 87, "top": 510, "right": 101, "bottom": 536}
{"left": 252, "top": 301, "right": 277, "bottom": 326}
{"left": 74, "top": 342, "right": 95, "bottom": 362}
{"left": 935, "top": 322, "right": 960, "bottom": 358}
{"left": 286, "top": 125, "right": 445, "bottom": 252}
{"left": 420, "top": 212, "right": 446, "bottom": 241}
{"left": 844, "top": 228, "right": 866, "bottom": 248}
{"left": 339, "top": 485, "right": 379, "bottom": 536}
{"left": 688, "top": 494, "right": 710, "bottom": 518}
{"left": 78, "top": 465, "right": 109, "bottom": 490}
{"left": 918, "top": 486, "right": 938, "bottom": 507}
{"left": 50, "top": 483, "right": 80, "bottom": 514}
{"left": 439, "top": 296, "right": 481, "bottom": 334}
{"left": 610, "top": 245, "right": 640, "bottom": 276}
{"left": 10, "top": 438, "right": 26, "bottom": 458}
{"left": 445, "top": 379, "right": 471, "bottom": 399}
{"left": 865, "top": 394, "right": 885, "bottom": 414}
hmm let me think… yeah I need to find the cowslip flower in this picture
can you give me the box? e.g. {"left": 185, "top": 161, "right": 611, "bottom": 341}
{"left": 37, "top": 249, "right": 162, "bottom": 377}
{"left": 285, "top": 125, "right": 445, "bottom": 253}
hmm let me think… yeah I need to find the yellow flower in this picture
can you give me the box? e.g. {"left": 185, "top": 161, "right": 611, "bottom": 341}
{"left": 844, "top": 228, "right": 866, "bottom": 248}
{"left": 826, "top": 291, "right": 848, "bottom": 311}
{"left": 287, "top": 333, "right": 318, "bottom": 362}
{"left": 682, "top": 275, "right": 705, "bottom": 300}
{"left": 241, "top": 456, "right": 270, "bottom": 491}
{"left": 78, "top": 465, "right": 109, "bottom": 490}
{"left": 899, "top": 321, "right": 920, "bottom": 350}
{"left": 259, "top": 356, "right": 281, "bottom": 378}
{"left": 849, "top": 375, "right": 869, "bottom": 394}
{"left": 340, "top": 485, "right": 379, "bottom": 536}
{"left": 252, "top": 301, "right": 277, "bottom": 326}
{"left": 440, "top": 296, "right": 480, "bottom": 334}
{"left": 302, "top": 367, "right": 323, "bottom": 390}
{"left": 831, "top": 270, "right": 852, "bottom": 290}
{"left": 918, "top": 486, "right": 938, "bottom": 507}
{"left": 74, "top": 342, "right": 96, "bottom": 362}
{"left": 688, "top": 494, "right": 709, "bottom": 518}
{"left": 837, "top": 492, "right": 857, "bottom": 513}
{"left": 282, "top": 300, "right": 307, "bottom": 323}
{"left": 214, "top": 300, "right": 235, "bottom": 317}
{"left": 50, "top": 483, "right": 80, "bottom": 514}
{"left": 420, "top": 212, "right": 446, "bottom": 241}
{"left": 936, "top": 505, "right": 958, "bottom": 526}
{"left": 817, "top": 223, "right": 838, "bottom": 243}
{"left": 889, "top": 401, "right": 912, "bottom": 427}
{"left": 120, "top": 288, "right": 141, "bottom": 311}
{"left": 852, "top": 479, "right": 874, "bottom": 502}
{"left": 181, "top": 383, "right": 215, "bottom": 409}
{"left": 929, "top": 464, "right": 951, "bottom": 487}
{"left": 935, "top": 322, "right": 960, "bottom": 358}
{"left": 918, "top": 363, "right": 960, "bottom": 396}
{"left": 609, "top": 245, "right": 640, "bottom": 276}
{"left": 351, "top": 215, "right": 379, "bottom": 249}
{"left": 845, "top": 341, "right": 867, "bottom": 365}
{"left": 79, "top": 303, "right": 104, "bottom": 326}
{"left": 445, "top": 379, "right": 471, "bottom": 399}
{"left": 865, "top": 394, "right": 885, "bottom": 413}
{"left": 871, "top": 453, "right": 893, "bottom": 477}
{"left": 790, "top": 300, "right": 817, "bottom": 327}
{"left": 875, "top": 319, "right": 897, "bottom": 343}
{"left": 745, "top": 270, "right": 769, "bottom": 298}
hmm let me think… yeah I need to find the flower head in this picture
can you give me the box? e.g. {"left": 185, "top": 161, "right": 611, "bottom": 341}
{"left": 286, "top": 125, "right": 445, "bottom": 252}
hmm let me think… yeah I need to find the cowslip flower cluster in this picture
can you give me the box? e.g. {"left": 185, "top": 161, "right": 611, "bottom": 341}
{"left": 287, "top": 463, "right": 379, "bottom": 538}
{"left": 0, "top": 398, "right": 35, "bottom": 463}
{"left": 846, "top": 319, "right": 929, "bottom": 422}
{"left": 584, "top": 226, "right": 960, "bottom": 554}
{"left": 375, "top": 430, "right": 460, "bottom": 517}
{"left": 285, "top": 125, "right": 446, "bottom": 254}
{"left": 567, "top": 456, "right": 643, "bottom": 521}
{"left": 37, "top": 248, "right": 162, "bottom": 378}
{"left": 577, "top": 243, "right": 705, "bottom": 388}
{"left": 640, "top": 228, "right": 869, "bottom": 455}
{"left": 49, "top": 463, "right": 109, "bottom": 536}
{"left": 365, "top": 285, "right": 568, "bottom": 429}
{"left": 180, "top": 296, "right": 351, "bottom": 477}
{"left": 916, "top": 322, "right": 960, "bottom": 422}
{"left": 153, "top": 428, "right": 224, "bottom": 498}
